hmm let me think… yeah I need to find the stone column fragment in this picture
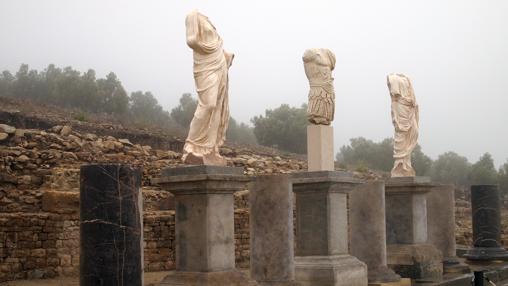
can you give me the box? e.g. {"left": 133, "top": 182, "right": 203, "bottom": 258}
{"left": 154, "top": 165, "right": 253, "bottom": 286}
{"left": 427, "top": 184, "right": 469, "bottom": 273}
{"left": 250, "top": 174, "right": 296, "bottom": 285}
{"left": 465, "top": 185, "right": 508, "bottom": 261}
{"left": 350, "top": 181, "right": 401, "bottom": 284}
{"left": 80, "top": 164, "right": 143, "bottom": 286}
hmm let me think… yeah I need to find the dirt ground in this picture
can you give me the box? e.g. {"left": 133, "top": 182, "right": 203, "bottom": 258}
{"left": 0, "top": 271, "right": 170, "bottom": 286}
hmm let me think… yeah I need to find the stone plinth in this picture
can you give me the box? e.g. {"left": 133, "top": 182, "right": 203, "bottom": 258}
{"left": 292, "top": 171, "right": 367, "bottom": 286}
{"left": 427, "top": 184, "right": 470, "bottom": 273}
{"left": 385, "top": 177, "right": 443, "bottom": 282}
{"left": 80, "top": 164, "right": 143, "bottom": 286}
{"left": 465, "top": 185, "right": 508, "bottom": 261}
{"left": 307, "top": 125, "right": 334, "bottom": 171}
{"left": 153, "top": 165, "right": 252, "bottom": 286}
{"left": 350, "top": 181, "right": 401, "bottom": 284}
{"left": 250, "top": 175, "right": 297, "bottom": 285}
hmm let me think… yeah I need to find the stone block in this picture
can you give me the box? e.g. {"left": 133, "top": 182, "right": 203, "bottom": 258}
{"left": 368, "top": 278, "right": 411, "bottom": 286}
{"left": 295, "top": 255, "right": 367, "bottom": 286}
{"left": 42, "top": 191, "right": 79, "bottom": 214}
{"left": 307, "top": 125, "right": 334, "bottom": 171}
{"left": 250, "top": 175, "right": 295, "bottom": 284}
{"left": 387, "top": 244, "right": 443, "bottom": 282}
{"left": 350, "top": 181, "right": 400, "bottom": 283}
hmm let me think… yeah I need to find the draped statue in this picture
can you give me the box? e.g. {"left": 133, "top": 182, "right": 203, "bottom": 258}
{"left": 303, "top": 48, "right": 336, "bottom": 125}
{"left": 387, "top": 73, "right": 419, "bottom": 177}
{"left": 182, "top": 10, "right": 234, "bottom": 166}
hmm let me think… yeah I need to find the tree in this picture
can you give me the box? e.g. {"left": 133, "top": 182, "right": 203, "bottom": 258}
{"left": 429, "top": 152, "right": 471, "bottom": 185}
{"left": 130, "top": 91, "right": 172, "bottom": 127}
{"left": 0, "top": 71, "right": 14, "bottom": 97}
{"left": 170, "top": 93, "right": 197, "bottom": 129}
{"left": 412, "top": 145, "right": 433, "bottom": 176}
{"left": 336, "top": 137, "right": 393, "bottom": 171}
{"left": 251, "top": 104, "right": 307, "bottom": 153}
{"left": 469, "top": 153, "right": 498, "bottom": 185}
{"left": 97, "top": 72, "right": 129, "bottom": 114}
{"left": 498, "top": 160, "right": 508, "bottom": 199}
{"left": 226, "top": 117, "right": 257, "bottom": 145}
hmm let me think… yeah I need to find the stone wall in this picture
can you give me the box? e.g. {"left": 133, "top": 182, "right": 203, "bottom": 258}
{"left": 0, "top": 213, "right": 79, "bottom": 282}
{"left": 0, "top": 208, "right": 254, "bottom": 283}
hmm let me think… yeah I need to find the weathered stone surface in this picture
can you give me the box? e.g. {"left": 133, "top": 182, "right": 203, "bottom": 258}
{"left": 0, "top": 132, "right": 8, "bottom": 141}
{"left": 307, "top": 125, "right": 334, "bottom": 171}
{"left": 0, "top": 123, "right": 16, "bottom": 134}
{"left": 59, "top": 125, "right": 71, "bottom": 136}
{"left": 156, "top": 270, "right": 256, "bottom": 286}
{"left": 295, "top": 255, "right": 367, "bottom": 286}
{"left": 350, "top": 181, "right": 400, "bottom": 283}
{"left": 80, "top": 164, "right": 143, "bottom": 286}
{"left": 387, "top": 244, "right": 442, "bottom": 282}
{"left": 465, "top": 185, "right": 508, "bottom": 261}
{"left": 385, "top": 178, "right": 433, "bottom": 244}
{"left": 42, "top": 191, "right": 79, "bottom": 214}
{"left": 427, "top": 184, "right": 470, "bottom": 273}
{"left": 250, "top": 175, "right": 295, "bottom": 284}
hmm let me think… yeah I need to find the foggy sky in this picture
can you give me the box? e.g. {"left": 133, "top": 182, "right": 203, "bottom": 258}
{"left": 1, "top": 0, "right": 508, "bottom": 167}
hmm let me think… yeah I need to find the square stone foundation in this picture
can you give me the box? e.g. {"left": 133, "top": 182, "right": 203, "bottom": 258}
{"left": 385, "top": 177, "right": 443, "bottom": 283}
{"left": 295, "top": 255, "right": 367, "bottom": 286}
{"left": 153, "top": 165, "right": 253, "bottom": 285}
{"left": 292, "top": 171, "right": 368, "bottom": 286}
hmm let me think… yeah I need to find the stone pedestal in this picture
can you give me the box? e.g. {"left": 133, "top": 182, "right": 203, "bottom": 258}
{"left": 292, "top": 171, "right": 367, "bottom": 286}
{"left": 465, "top": 185, "right": 508, "bottom": 261}
{"left": 80, "top": 164, "right": 143, "bottom": 286}
{"left": 385, "top": 177, "right": 443, "bottom": 282}
{"left": 427, "top": 184, "right": 470, "bottom": 273}
{"left": 307, "top": 125, "right": 334, "bottom": 171}
{"left": 154, "top": 165, "right": 253, "bottom": 286}
{"left": 350, "top": 181, "right": 401, "bottom": 284}
{"left": 249, "top": 175, "right": 298, "bottom": 286}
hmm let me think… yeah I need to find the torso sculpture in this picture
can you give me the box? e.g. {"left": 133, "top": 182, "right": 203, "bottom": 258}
{"left": 387, "top": 73, "right": 419, "bottom": 177}
{"left": 182, "top": 11, "right": 234, "bottom": 166}
{"left": 303, "top": 48, "right": 336, "bottom": 125}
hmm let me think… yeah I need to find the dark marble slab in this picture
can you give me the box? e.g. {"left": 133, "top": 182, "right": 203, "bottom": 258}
{"left": 80, "top": 164, "right": 143, "bottom": 286}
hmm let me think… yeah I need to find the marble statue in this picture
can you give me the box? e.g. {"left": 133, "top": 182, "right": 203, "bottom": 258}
{"left": 387, "top": 73, "right": 419, "bottom": 177}
{"left": 303, "top": 48, "right": 336, "bottom": 125}
{"left": 182, "top": 10, "right": 234, "bottom": 166}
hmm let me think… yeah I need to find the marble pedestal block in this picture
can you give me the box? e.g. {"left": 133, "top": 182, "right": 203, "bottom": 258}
{"left": 427, "top": 184, "right": 470, "bottom": 273}
{"left": 350, "top": 181, "right": 401, "bottom": 284}
{"left": 154, "top": 165, "right": 252, "bottom": 286}
{"left": 307, "top": 125, "right": 334, "bottom": 171}
{"left": 250, "top": 175, "right": 298, "bottom": 286}
{"left": 465, "top": 185, "right": 508, "bottom": 261}
{"left": 292, "top": 171, "right": 367, "bottom": 286}
{"left": 385, "top": 177, "right": 443, "bottom": 282}
{"left": 80, "top": 164, "right": 143, "bottom": 286}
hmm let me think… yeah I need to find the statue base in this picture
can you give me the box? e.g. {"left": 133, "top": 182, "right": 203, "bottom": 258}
{"left": 183, "top": 152, "right": 227, "bottom": 166}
